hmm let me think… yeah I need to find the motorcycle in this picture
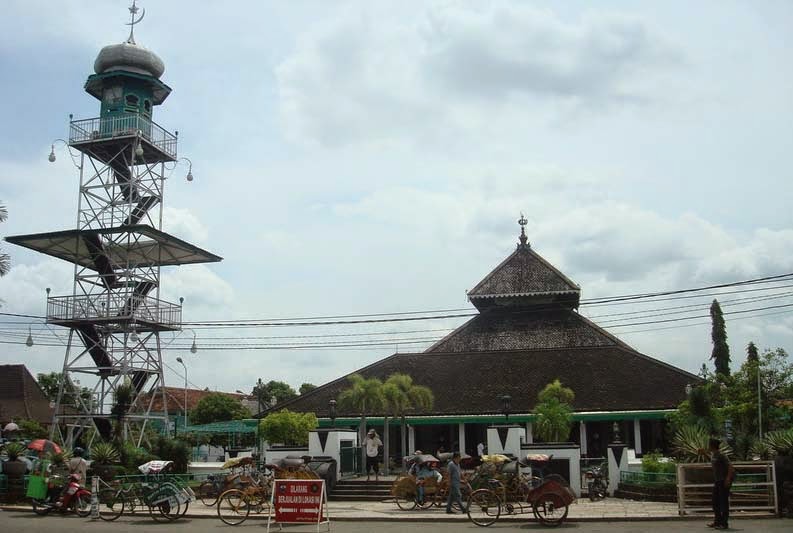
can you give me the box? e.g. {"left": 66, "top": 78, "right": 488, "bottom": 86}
{"left": 31, "top": 474, "right": 92, "bottom": 517}
{"left": 584, "top": 464, "right": 608, "bottom": 501}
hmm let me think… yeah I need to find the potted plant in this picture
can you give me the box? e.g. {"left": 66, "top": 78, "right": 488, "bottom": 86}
{"left": 2, "top": 442, "right": 29, "bottom": 477}
{"left": 49, "top": 449, "right": 73, "bottom": 478}
{"left": 89, "top": 442, "right": 120, "bottom": 481}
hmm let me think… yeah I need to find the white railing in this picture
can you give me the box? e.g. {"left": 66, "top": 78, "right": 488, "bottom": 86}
{"left": 47, "top": 294, "right": 182, "bottom": 327}
{"left": 69, "top": 115, "right": 177, "bottom": 158}
{"left": 676, "top": 461, "right": 778, "bottom": 516}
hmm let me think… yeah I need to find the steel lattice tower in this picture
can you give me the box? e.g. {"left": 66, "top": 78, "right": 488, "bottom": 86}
{"left": 7, "top": 3, "right": 221, "bottom": 446}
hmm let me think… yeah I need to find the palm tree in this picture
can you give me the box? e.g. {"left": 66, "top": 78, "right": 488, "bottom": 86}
{"left": 0, "top": 203, "right": 10, "bottom": 278}
{"left": 338, "top": 374, "right": 385, "bottom": 475}
{"left": 382, "top": 373, "right": 433, "bottom": 473}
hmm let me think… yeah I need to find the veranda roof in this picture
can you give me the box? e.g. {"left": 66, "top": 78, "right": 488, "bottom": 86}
{"left": 182, "top": 419, "right": 258, "bottom": 434}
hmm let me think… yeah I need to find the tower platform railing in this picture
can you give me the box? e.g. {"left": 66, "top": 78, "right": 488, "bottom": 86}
{"left": 47, "top": 293, "right": 182, "bottom": 329}
{"left": 69, "top": 114, "right": 177, "bottom": 159}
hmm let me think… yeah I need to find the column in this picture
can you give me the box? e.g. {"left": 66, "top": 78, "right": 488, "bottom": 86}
{"left": 408, "top": 425, "right": 415, "bottom": 453}
{"left": 458, "top": 423, "right": 466, "bottom": 456}
{"left": 579, "top": 421, "right": 588, "bottom": 456}
{"left": 633, "top": 419, "right": 642, "bottom": 455}
{"left": 525, "top": 422, "right": 533, "bottom": 444}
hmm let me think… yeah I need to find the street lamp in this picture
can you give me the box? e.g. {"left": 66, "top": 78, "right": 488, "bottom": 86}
{"left": 500, "top": 394, "right": 512, "bottom": 423}
{"left": 25, "top": 326, "right": 34, "bottom": 347}
{"left": 329, "top": 399, "right": 337, "bottom": 428}
{"left": 176, "top": 357, "right": 188, "bottom": 432}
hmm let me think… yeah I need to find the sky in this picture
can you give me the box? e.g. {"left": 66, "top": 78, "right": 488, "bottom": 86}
{"left": 0, "top": 0, "right": 792, "bottom": 398}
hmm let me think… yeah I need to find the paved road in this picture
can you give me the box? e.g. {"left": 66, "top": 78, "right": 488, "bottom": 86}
{"left": 0, "top": 510, "right": 787, "bottom": 533}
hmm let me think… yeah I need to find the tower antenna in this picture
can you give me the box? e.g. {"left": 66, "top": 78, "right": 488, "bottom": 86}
{"left": 126, "top": 0, "right": 146, "bottom": 44}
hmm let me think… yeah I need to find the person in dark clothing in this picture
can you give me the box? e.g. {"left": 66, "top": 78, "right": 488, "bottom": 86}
{"left": 708, "top": 438, "right": 734, "bottom": 530}
{"left": 445, "top": 452, "right": 466, "bottom": 514}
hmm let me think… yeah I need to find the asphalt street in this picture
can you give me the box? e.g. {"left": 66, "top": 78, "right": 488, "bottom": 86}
{"left": 0, "top": 510, "right": 787, "bottom": 533}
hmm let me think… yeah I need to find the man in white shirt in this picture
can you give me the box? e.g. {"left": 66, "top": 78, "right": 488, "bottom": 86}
{"left": 364, "top": 429, "right": 383, "bottom": 482}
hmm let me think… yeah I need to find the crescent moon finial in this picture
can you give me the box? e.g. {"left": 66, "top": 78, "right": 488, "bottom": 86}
{"left": 125, "top": 1, "right": 146, "bottom": 44}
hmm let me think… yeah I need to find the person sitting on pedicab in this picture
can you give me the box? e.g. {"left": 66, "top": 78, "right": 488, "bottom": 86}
{"left": 415, "top": 461, "right": 441, "bottom": 505}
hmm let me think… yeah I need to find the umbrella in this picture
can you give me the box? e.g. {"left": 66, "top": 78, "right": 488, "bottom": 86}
{"left": 27, "top": 439, "right": 62, "bottom": 455}
{"left": 3, "top": 422, "right": 19, "bottom": 432}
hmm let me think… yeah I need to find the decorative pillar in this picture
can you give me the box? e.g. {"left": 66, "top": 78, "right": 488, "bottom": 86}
{"left": 579, "top": 421, "right": 588, "bottom": 456}
{"left": 408, "top": 425, "right": 415, "bottom": 453}
{"left": 525, "top": 422, "right": 533, "bottom": 444}
{"left": 458, "top": 423, "right": 466, "bottom": 456}
{"left": 633, "top": 419, "right": 642, "bottom": 456}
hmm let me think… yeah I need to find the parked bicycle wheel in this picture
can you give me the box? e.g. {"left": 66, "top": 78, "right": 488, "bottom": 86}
{"left": 217, "top": 489, "right": 251, "bottom": 526}
{"left": 467, "top": 488, "right": 501, "bottom": 527}
{"left": 198, "top": 481, "right": 218, "bottom": 506}
{"left": 97, "top": 488, "right": 125, "bottom": 521}
{"left": 532, "top": 493, "right": 569, "bottom": 527}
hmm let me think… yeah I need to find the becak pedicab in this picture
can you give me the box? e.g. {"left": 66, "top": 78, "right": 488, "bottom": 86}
{"left": 466, "top": 454, "right": 575, "bottom": 527}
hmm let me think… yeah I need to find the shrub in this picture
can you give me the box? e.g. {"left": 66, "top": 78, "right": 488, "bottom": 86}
{"left": 17, "top": 419, "right": 48, "bottom": 440}
{"left": 641, "top": 452, "right": 676, "bottom": 474}
{"left": 152, "top": 436, "right": 191, "bottom": 473}
{"left": 673, "top": 425, "right": 732, "bottom": 462}
{"left": 259, "top": 410, "right": 317, "bottom": 446}
{"left": 3, "top": 442, "right": 26, "bottom": 461}
{"left": 90, "top": 442, "right": 120, "bottom": 464}
{"left": 763, "top": 428, "right": 793, "bottom": 456}
{"left": 119, "top": 442, "right": 155, "bottom": 473}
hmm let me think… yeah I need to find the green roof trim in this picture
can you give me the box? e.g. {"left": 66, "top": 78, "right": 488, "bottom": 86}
{"left": 317, "top": 410, "right": 672, "bottom": 428}
{"left": 182, "top": 419, "right": 259, "bottom": 434}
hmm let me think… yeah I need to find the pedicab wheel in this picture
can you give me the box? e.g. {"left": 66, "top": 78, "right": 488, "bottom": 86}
{"left": 97, "top": 488, "right": 125, "bottom": 521}
{"left": 531, "top": 493, "right": 569, "bottom": 527}
{"left": 395, "top": 494, "right": 417, "bottom": 511}
{"left": 217, "top": 488, "right": 251, "bottom": 526}
{"left": 73, "top": 494, "right": 92, "bottom": 517}
{"left": 466, "top": 488, "right": 501, "bottom": 527}
{"left": 149, "top": 498, "right": 181, "bottom": 522}
{"left": 198, "top": 481, "right": 218, "bottom": 506}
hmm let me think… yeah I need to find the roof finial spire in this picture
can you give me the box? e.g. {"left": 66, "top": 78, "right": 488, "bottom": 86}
{"left": 126, "top": 0, "right": 146, "bottom": 44}
{"left": 517, "top": 213, "right": 529, "bottom": 249}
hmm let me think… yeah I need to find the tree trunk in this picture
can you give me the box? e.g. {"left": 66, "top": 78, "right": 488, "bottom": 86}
{"left": 400, "top": 416, "right": 407, "bottom": 471}
{"left": 383, "top": 416, "right": 389, "bottom": 475}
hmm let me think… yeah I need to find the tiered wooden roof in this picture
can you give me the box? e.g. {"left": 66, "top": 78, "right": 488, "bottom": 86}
{"left": 271, "top": 226, "right": 696, "bottom": 418}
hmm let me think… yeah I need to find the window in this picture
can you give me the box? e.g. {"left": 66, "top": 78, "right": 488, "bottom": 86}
{"left": 125, "top": 94, "right": 139, "bottom": 107}
{"left": 143, "top": 100, "right": 152, "bottom": 114}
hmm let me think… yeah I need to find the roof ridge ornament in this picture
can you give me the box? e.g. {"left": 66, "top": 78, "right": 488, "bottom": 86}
{"left": 517, "top": 213, "right": 530, "bottom": 249}
{"left": 126, "top": 0, "right": 145, "bottom": 45}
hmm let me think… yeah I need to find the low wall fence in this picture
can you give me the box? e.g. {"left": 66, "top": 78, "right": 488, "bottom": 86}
{"left": 676, "top": 461, "right": 777, "bottom": 516}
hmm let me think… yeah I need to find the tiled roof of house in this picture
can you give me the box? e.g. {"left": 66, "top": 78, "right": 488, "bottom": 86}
{"left": 270, "top": 346, "right": 696, "bottom": 417}
{"left": 0, "top": 364, "right": 54, "bottom": 425}
{"left": 138, "top": 387, "right": 249, "bottom": 413}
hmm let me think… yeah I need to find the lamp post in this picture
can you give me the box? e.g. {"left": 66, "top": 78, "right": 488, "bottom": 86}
{"left": 176, "top": 357, "right": 187, "bottom": 432}
{"left": 500, "top": 394, "right": 512, "bottom": 424}
{"left": 757, "top": 366, "right": 763, "bottom": 439}
{"left": 329, "top": 399, "right": 337, "bottom": 428}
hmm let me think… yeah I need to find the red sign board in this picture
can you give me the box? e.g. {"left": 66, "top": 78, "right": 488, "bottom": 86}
{"left": 273, "top": 479, "right": 325, "bottom": 524}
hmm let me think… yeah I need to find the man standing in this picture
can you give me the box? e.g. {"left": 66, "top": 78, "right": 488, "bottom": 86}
{"left": 445, "top": 452, "right": 466, "bottom": 514}
{"left": 708, "top": 438, "right": 734, "bottom": 530}
{"left": 364, "top": 429, "right": 382, "bottom": 482}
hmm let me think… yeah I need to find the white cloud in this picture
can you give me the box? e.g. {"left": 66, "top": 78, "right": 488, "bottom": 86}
{"left": 276, "top": 3, "right": 681, "bottom": 146}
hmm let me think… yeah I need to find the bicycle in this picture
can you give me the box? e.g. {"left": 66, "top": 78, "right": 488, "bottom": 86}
{"left": 216, "top": 470, "right": 274, "bottom": 525}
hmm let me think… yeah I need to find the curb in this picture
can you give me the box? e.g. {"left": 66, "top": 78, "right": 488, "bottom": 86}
{"left": 0, "top": 505, "right": 778, "bottom": 523}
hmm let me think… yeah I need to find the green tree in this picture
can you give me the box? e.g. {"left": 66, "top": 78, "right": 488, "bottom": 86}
{"left": 710, "top": 299, "right": 731, "bottom": 376}
{"left": 299, "top": 383, "right": 317, "bottom": 395}
{"left": 191, "top": 392, "right": 251, "bottom": 425}
{"left": 252, "top": 380, "right": 297, "bottom": 409}
{"left": 111, "top": 380, "right": 135, "bottom": 443}
{"left": 382, "top": 373, "right": 433, "bottom": 474}
{"left": 534, "top": 380, "right": 575, "bottom": 443}
{"left": 747, "top": 342, "right": 759, "bottom": 364}
{"left": 17, "top": 419, "right": 48, "bottom": 439}
{"left": 338, "top": 374, "right": 384, "bottom": 473}
{"left": 36, "top": 372, "right": 92, "bottom": 406}
{"left": 0, "top": 202, "right": 9, "bottom": 277}
{"left": 259, "top": 409, "right": 318, "bottom": 446}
